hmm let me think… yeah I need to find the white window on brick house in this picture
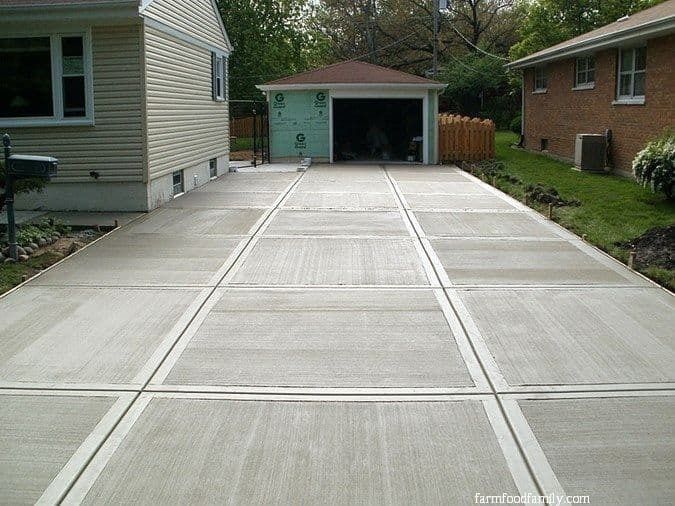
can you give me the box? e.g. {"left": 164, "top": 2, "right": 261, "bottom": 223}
{"left": 575, "top": 56, "right": 595, "bottom": 88}
{"left": 617, "top": 47, "right": 646, "bottom": 100}
{"left": 534, "top": 66, "right": 547, "bottom": 92}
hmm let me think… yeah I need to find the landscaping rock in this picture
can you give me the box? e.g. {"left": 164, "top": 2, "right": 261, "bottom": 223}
{"left": 24, "top": 247, "right": 34, "bottom": 255}
{"left": 18, "top": 255, "right": 29, "bottom": 262}
{"left": 67, "top": 241, "right": 84, "bottom": 255}
{"left": 51, "top": 236, "right": 60, "bottom": 243}
{"left": 29, "top": 242, "right": 39, "bottom": 250}
{"left": 17, "top": 246, "right": 26, "bottom": 256}
{"left": 38, "top": 238, "right": 47, "bottom": 247}
{"left": 4, "top": 257, "right": 16, "bottom": 264}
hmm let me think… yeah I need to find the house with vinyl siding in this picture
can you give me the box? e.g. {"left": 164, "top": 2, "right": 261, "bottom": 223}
{"left": 0, "top": 0, "right": 231, "bottom": 211}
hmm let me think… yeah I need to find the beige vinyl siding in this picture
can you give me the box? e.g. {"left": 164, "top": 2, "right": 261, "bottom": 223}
{"left": 8, "top": 25, "right": 144, "bottom": 183}
{"left": 143, "top": 0, "right": 229, "bottom": 50}
{"left": 144, "top": 26, "right": 228, "bottom": 180}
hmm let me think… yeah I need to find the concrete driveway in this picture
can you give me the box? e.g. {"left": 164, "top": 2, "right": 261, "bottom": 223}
{"left": 0, "top": 164, "right": 673, "bottom": 504}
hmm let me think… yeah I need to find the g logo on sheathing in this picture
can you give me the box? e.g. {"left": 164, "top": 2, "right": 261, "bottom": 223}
{"left": 275, "top": 93, "right": 285, "bottom": 103}
{"left": 296, "top": 133, "right": 306, "bottom": 143}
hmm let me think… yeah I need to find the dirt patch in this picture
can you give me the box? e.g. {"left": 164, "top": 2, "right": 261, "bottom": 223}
{"left": 230, "top": 150, "right": 253, "bottom": 161}
{"left": 525, "top": 184, "right": 581, "bottom": 207}
{"left": 618, "top": 224, "right": 675, "bottom": 270}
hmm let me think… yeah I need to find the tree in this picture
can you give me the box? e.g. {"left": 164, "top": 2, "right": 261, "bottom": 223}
{"left": 510, "top": 0, "right": 663, "bottom": 60}
{"left": 217, "top": 0, "right": 325, "bottom": 101}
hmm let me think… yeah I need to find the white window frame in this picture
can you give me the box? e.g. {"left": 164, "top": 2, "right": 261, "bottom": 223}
{"left": 533, "top": 66, "right": 547, "bottom": 93}
{"left": 209, "top": 157, "right": 218, "bottom": 179}
{"left": 615, "top": 46, "right": 646, "bottom": 104}
{"left": 573, "top": 55, "right": 595, "bottom": 89}
{"left": 172, "top": 170, "right": 184, "bottom": 197}
{"left": 214, "top": 54, "right": 226, "bottom": 101}
{"left": 0, "top": 30, "right": 94, "bottom": 127}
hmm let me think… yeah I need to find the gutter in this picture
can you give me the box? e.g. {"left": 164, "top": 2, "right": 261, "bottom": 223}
{"left": 507, "top": 14, "right": 675, "bottom": 69}
{"left": 257, "top": 83, "right": 448, "bottom": 92}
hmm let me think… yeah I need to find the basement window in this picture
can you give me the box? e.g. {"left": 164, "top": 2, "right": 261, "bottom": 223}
{"left": 540, "top": 138, "right": 549, "bottom": 151}
{"left": 209, "top": 158, "right": 218, "bottom": 179}
{"left": 0, "top": 33, "right": 93, "bottom": 126}
{"left": 172, "top": 170, "right": 184, "bottom": 196}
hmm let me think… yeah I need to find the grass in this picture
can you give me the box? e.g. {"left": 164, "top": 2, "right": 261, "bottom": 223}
{"left": 491, "top": 131, "right": 675, "bottom": 290}
{"left": 0, "top": 251, "right": 64, "bottom": 294}
{"left": 231, "top": 137, "right": 253, "bottom": 152}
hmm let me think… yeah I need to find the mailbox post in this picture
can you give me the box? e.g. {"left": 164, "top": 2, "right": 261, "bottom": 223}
{"left": 2, "top": 134, "right": 58, "bottom": 260}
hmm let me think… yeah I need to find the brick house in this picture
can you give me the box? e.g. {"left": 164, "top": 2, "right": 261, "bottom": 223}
{"left": 507, "top": 0, "right": 675, "bottom": 176}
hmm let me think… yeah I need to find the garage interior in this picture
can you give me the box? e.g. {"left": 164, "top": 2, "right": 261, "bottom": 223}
{"left": 333, "top": 98, "right": 423, "bottom": 163}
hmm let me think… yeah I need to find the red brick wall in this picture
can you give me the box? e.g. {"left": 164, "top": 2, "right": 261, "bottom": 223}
{"left": 522, "top": 33, "right": 675, "bottom": 175}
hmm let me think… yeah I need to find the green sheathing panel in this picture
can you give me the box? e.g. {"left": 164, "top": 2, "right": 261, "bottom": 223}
{"left": 427, "top": 90, "right": 438, "bottom": 164}
{"left": 269, "top": 90, "right": 329, "bottom": 160}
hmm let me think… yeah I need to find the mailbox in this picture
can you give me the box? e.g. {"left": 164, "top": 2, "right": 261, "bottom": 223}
{"left": 7, "top": 154, "right": 58, "bottom": 180}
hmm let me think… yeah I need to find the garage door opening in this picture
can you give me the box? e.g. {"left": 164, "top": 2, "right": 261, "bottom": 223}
{"left": 333, "top": 99, "right": 423, "bottom": 163}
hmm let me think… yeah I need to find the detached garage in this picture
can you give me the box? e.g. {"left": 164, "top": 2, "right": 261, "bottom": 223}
{"left": 257, "top": 61, "right": 446, "bottom": 165}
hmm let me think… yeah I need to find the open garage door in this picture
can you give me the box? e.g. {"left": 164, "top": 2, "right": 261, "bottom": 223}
{"left": 332, "top": 99, "right": 423, "bottom": 163}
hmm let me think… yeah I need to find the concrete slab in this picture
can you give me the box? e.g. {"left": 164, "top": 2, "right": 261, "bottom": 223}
{"left": 158, "top": 289, "right": 473, "bottom": 388}
{"left": 296, "top": 179, "right": 392, "bottom": 194}
{"left": 283, "top": 191, "right": 398, "bottom": 209}
{"left": 518, "top": 395, "right": 675, "bottom": 504}
{"left": 416, "top": 211, "right": 558, "bottom": 238}
{"left": 32, "top": 234, "right": 244, "bottom": 286}
{"left": 404, "top": 193, "right": 517, "bottom": 210}
{"left": 303, "top": 170, "right": 387, "bottom": 182}
{"left": 234, "top": 163, "right": 301, "bottom": 173}
{"left": 75, "top": 398, "right": 519, "bottom": 504}
{"left": 36, "top": 211, "right": 143, "bottom": 227}
{"left": 166, "top": 191, "right": 279, "bottom": 209}
{"left": 230, "top": 237, "right": 430, "bottom": 285}
{"left": 0, "top": 210, "right": 47, "bottom": 225}
{"left": 0, "top": 393, "right": 118, "bottom": 504}
{"left": 264, "top": 210, "right": 409, "bottom": 237}
{"left": 460, "top": 288, "right": 675, "bottom": 386}
{"left": 198, "top": 175, "right": 295, "bottom": 193}
{"left": 389, "top": 171, "right": 471, "bottom": 182}
{"left": 430, "top": 239, "right": 641, "bottom": 285}
{"left": 0, "top": 287, "right": 203, "bottom": 385}
{"left": 122, "top": 208, "right": 264, "bottom": 236}
{"left": 399, "top": 181, "right": 491, "bottom": 195}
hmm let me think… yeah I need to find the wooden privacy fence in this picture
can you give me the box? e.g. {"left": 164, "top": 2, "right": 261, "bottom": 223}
{"left": 230, "top": 116, "right": 254, "bottom": 138}
{"left": 438, "top": 114, "right": 495, "bottom": 162}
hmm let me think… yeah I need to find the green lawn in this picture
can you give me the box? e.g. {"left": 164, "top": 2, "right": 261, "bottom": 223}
{"left": 491, "top": 131, "right": 675, "bottom": 290}
{"left": 231, "top": 137, "right": 253, "bottom": 151}
{"left": 0, "top": 251, "right": 64, "bottom": 294}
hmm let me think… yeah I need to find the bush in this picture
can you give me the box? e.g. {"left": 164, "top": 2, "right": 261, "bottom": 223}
{"left": 633, "top": 134, "right": 675, "bottom": 199}
{"left": 14, "top": 219, "right": 70, "bottom": 247}
{"left": 510, "top": 115, "right": 522, "bottom": 135}
{"left": 0, "top": 158, "right": 47, "bottom": 212}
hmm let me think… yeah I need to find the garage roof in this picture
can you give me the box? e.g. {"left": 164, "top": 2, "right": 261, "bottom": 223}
{"left": 258, "top": 60, "right": 446, "bottom": 91}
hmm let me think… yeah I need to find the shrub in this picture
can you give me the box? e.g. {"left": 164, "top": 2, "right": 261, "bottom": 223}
{"left": 509, "top": 115, "right": 522, "bottom": 135}
{"left": 15, "top": 219, "right": 70, "bottom": 247}
{"left": 632, "top": 134, "right": 675, "bottom": 199}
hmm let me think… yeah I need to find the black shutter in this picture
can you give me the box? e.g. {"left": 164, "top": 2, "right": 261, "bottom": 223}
{"left": 211, "top": 51, "right": 217, "bottom": 100}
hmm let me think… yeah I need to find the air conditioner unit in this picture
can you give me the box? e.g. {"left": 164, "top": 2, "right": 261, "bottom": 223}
{"left": 574, "top": 134, "right": 607, "bottom": 172}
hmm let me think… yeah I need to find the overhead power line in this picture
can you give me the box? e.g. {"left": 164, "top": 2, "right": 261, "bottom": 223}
{"left": 450, "top": 25, "right": 509, "bottom": 61}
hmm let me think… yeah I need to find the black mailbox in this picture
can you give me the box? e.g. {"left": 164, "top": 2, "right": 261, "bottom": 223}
{"left": 7, "top": 154, "right": 58, "bottom": 180}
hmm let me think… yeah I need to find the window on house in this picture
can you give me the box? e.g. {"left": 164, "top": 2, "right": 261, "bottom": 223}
{"left": 534, "top": 66, "right": 547, "bottom": 91}
{"left": 212, "top": 52, "right": 225, "bottom": 101}
{"left": 540, "top": 138, "right": 549, "bottom": 151}
{"left": 575, "top": 56, "right": 595, "bottom": 87}
{"left": 61, "top": 36, "right": 86, "bottom": 117}
{"left": 0, "top": 37, "right": 53, "bottom": 117}
{"left": 209, "top": 158, "right": 217, "bottom": 179}
{"left": 0, "top": 34, "right": 91, "bottom": 122}
{"left": 172, "top": 170, "right": 184, "bottom": 196}
{"left": 618, "top": 47, "right": 646, "bottom": 99}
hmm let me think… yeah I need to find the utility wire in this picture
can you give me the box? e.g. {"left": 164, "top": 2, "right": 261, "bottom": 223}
{"left": 450, "top": 25, "right": 509, "bottom": 61}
